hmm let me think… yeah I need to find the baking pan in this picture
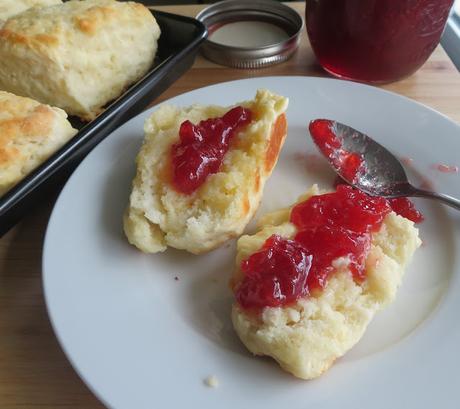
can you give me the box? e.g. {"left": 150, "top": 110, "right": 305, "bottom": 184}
{"left": 0, "top": 9, "right": 207, "bottom": 236}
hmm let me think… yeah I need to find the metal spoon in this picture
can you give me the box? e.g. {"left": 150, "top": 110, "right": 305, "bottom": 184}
{"left": 309, "top": 119, "right": 460, "bottom": 211}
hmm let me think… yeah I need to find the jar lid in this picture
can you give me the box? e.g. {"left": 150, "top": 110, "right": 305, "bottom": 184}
{"left": 196, "top": 0, "right": 303, "bottom": 69}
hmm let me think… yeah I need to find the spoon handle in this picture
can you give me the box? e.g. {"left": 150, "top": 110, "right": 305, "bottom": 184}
{"left": 411, "top": 188, "right": 460, "bottom": 211}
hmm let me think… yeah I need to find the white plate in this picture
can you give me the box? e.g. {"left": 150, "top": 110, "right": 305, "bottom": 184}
{"left": 43, "top": 77, "right": 460, "bottom": 409}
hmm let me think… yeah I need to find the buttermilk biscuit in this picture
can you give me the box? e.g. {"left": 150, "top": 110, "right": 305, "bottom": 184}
{"left": 0, "top": 1, "right": 61, "bottom": 21}
{"left": 0, "top": 91, "right": 77, "bottom": 196}
{"left": 124, "top": 89, "right": 288, "bottom": 254}
{"left": 0, "top": 0, "right": 160, "bottom": 120}
{"left": 231, "top": 185, "right": 421, "bottom": 380}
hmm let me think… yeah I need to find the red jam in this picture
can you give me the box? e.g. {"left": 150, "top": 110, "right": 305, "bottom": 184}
{"left": 294, "top": 226, "right": 370, "bottom": 289}
{"left": 305, "top": 0, "right": 454, "bottom": 83}
{"left": 236, "top": 235, "right": 312, "bottom": 309}
{"left": 309, "top": 119, "right": 365, "bottom": 184}
{"left": 388, "top": 198, "right": 424, "bottom": 223}
{"left": 291, "top": 185, "right": 391, "bottom": 286}
{"left": 291, "top": 185, "right": 390, "bottom": 234}
{"left": 333, "top": 178, "right": 424, "bottom": 224}
{"left": 235, "top": 185, "right": 424, "bottom": 310}
{"left": 171, "top": 106, "right": 252, "bottom": 194}
{"left": 433, "top": 164, "right": 459, "bottom": 174}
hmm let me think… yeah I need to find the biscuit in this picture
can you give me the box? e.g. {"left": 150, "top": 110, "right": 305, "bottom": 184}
{"left": 0, "top": 0, "right": 61, "bottom": 21}
{"left": 0, "top": 0, "right": 160, "bottom": 120}
{"left": 124, "top": 89, "right": 289, "bottom": 254}
{"left": 231, "top": 185, "right": 421, "bottom": 379}
{"left": 0, "top": 91, "right": 77, "bottom": 196}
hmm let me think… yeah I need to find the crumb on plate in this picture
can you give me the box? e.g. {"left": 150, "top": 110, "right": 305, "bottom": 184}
{"left": 204, "top": 375, "right": 219, "bottom": 388}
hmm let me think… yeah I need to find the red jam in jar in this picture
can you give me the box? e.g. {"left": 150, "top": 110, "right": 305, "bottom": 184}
{"left": 306, "top": 0, "right": 454, "bottom": 83}
{"left": 171, "top": 106, "right": 252, "bottom": 194}
{"left": 235, "top": 185, "right": 423, "bottom": 310}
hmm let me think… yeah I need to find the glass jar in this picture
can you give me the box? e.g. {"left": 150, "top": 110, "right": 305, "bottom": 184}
{"left": 305, "top": 0, "right": 454, "bottom": 83}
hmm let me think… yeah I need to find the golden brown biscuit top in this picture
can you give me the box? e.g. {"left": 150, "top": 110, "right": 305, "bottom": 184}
{"left": 0, "top": 92, "right": 55, "bottom": 168}
{"left": 0, "top": 0, "right": 153, "bottom": 50}
{"left": 0, "top": 0, "right": 62, "bottom": 21}
{"left": 73, "top": 5, "right": 117, "bottom": 35}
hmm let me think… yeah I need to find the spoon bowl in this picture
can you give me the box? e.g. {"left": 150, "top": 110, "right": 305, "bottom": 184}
{"left": 309, "top": 119, "right": 460, "bottom": 210}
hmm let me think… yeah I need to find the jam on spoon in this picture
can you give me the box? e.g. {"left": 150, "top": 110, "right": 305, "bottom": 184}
{"left": 309, "top": 118, "right": 366, "bottom": 184}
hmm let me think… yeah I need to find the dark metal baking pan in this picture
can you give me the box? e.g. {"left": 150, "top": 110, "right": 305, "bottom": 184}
{"left": 0, "top": 9, "right": 207, "bottom": 236}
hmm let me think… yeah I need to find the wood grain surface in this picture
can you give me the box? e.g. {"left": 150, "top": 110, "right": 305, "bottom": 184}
{"left": 0, "top": 3, "right": 459, "bottom": 408}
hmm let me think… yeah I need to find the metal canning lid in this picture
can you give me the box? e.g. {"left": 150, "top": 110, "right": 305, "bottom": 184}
{"left": 196, "top": 0, "right": 304, "bottom": 69}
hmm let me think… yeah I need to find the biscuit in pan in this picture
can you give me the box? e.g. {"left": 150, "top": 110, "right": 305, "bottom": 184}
{"left": 0, "top": 0, "right": 61, "bottom": 21}
{"left": 0, "top": 0, "right": 160, "bottom": 120}
{"left": 0, "top": 91, "right": 77, "bottom": 196}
